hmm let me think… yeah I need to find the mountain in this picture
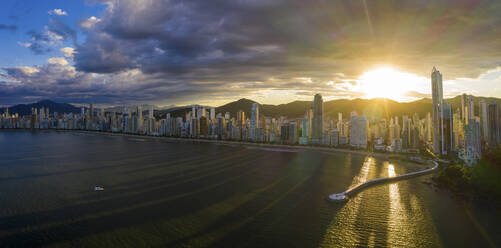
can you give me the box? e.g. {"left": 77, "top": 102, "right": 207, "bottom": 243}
{"left": 203, "top": 95, "right": 501, "bottom": 120}
{"left": 0, "top": 100, "right": 81, "bottom": 116}
{"left": 3, "top": 95, "right": 500, "bottom": 120}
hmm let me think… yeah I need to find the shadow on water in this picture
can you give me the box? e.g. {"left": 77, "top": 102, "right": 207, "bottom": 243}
{"left": 0, "top": 147, "right": 306, "bottom": 247}
{"left": 3, "top": 131, "right": 497, "bottom": 247}
{"left": 150, "top": 153, "right": 340, "bottom": 248}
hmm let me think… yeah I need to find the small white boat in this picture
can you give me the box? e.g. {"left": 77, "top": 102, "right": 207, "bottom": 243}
{"left": 94, "top": 186, "right": 104, "bottom": 191}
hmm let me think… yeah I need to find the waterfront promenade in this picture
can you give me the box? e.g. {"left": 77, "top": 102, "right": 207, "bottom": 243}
{"left": 327, "top": 160, "right": 439, "bottom": 202}
{"left": 50, "top": 129, "right": 394, "bottom": 160}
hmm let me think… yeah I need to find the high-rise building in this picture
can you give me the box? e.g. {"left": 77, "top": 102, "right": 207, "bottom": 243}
{"left": 488, "top": 101, "right": 500, "bottom": 147}
{"left": 136, "top": 105, "right": 142, "bottom": 134}
{"left": 217, "top": 116, "right": 226, "bottom": 139}
{"left": 288, "top": 122, "right": 298, "bottom": 144}
{"left": 89, "top": 103, "right": 94, "bottom": 120}
{"left": 350, "top": 115, "right": 368, "bottom": 149}
{"left": 236, "top": 110, "right": 245, "bottom": 127}
{"left": 311, "top": 94, "right": 323, "bottom": 143}
{"left": 461, "top": 94, "right": 475, "bottom": 124}
{"left": 463, "top": 120, "right": 482, "bottom": 165}
{"left": 210, "top": 108, "right": 215, "bottom": 120}
{"left": 431, "top": 67, "right": 443, "bottom": 154}
{"left": 330, "top": 128, "right": 339, "bottom": 147}
{"left": 250, "top": 103, "right": 259, "bottom": 140}
{"left": 199, "top": 116, "right": 209, "bottom": 136}
{"left": 461, "top": 94, "right": 467, "bottom": 121}
{"left": 441, "top": 102, "right": 454, "bottom": 154}
{"left": 425, "top": 112, "right": 432, "bottom": 143}
{"left": 200, "top": 107, "right": 206, "bottom": 118}
{"left": 480, "top": 100, "right": 489, "bottom": 142}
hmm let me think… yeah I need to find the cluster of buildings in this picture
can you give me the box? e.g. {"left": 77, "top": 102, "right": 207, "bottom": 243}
{"left": 430, "top": 67, "right": 500, "bottom": 165}
{"left": 1, "top": 67, "right": 500, "bottom": 165}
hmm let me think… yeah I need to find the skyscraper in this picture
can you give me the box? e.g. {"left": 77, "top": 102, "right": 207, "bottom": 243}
{"left": 311, "top": 94, "right": 323, "bottom": 143}
{"left": 425, "top": 112, "right": 432, "bottom": 143}
{"left": 136, "top": 105, "right": 142, "bottom": 134}
{"left": 350, "top": 115, "right": 368, "bottom": 148}
{"left": 431, "top": 67, "right": 443, "bottom": 154}
{"left": 442, "top": 102, "right": 454, "bottom": 154}
{"left": 210, "top": 107, "right": 215, "bottom": 120}
{"left": 237, "top": 110, "right": 245, "bottom": 127}
{"left": 461, "top": 94, "right": 475, "bottom": 124}
{"left": 250, "top": 103, "right": 259, "bottom": 140}
{"left": 480, "top": 99, "right": 489, "bottom": 142}
{"left": 89, "top": 103, "right": 94, "bottom": 120}
{"left": 488, "top": 101, "right": 500, "bottom": 147}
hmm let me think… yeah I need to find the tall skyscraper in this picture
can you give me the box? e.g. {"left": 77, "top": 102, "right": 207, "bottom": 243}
{"left": 311, "top": 94, "right": 323, "bottom": 143}
{"left": 200, "top": 107, "right": 206, "bottom": 118}
{"left": 237, "top": 110, "right": 245, "bottom": 127}
{"left": 425, "top": 112, "right": 432, "bottom": 143}
{"left": 350, "top": 115, "right": 368, "bottom": 148}
{"left": 480, "top": 100, "right": 489, "bottom": 142}
{"left": 442, "top": 102, "right": 454, "bottom": 154}
{"left": 431, "top": 67, "right": 444, "bottom": 154}
{"left": 136, "top": 105, "right": 142, "bottom": 134}
{"left": 304, "top": 109, "right": 313, "bottom": 139}
{"left": 461, "top": 94, "right": 475, "bottom": 124}
{"left": 148, "top": 106, "right": 153, "bottom": 120}
{"left": 210, "top": 108, "right": 215, "bottom": 120}
{"left": 89, "top": 103, "right": 94, "bottom": 120}
{"left": 199, "top": 116, "right": 209, "bottom": 136}
{"left": 488, "top": 101, "right": 500, "bottom": 147}
{"left": 461, "top": 94, "right": 467, "bottom": 121}
{"left": 250, "top": 103, "right": 259, "bottom": 140}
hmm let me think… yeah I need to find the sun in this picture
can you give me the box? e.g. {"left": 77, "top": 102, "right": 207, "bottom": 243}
{"left": 359, "top": 67, "right": 426, "bottom": 102}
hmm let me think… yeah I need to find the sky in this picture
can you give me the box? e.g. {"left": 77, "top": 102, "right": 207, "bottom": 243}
{"left": 1, "top": 0, "right": 501, "bottom": 107}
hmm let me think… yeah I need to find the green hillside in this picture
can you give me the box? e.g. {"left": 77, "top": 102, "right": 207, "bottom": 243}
{"left": 212, "top": 95, "right": 501, "bottom": 121}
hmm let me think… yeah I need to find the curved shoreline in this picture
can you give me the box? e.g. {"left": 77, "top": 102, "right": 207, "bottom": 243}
{"left": 3, "top": 129, "right": 396, "bottom": 160}
{"left": 327, "top": 160, "right": 439, "bottom": 202}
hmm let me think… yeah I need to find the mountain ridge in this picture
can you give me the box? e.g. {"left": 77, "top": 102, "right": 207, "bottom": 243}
{"left": 0, "top": 100, "right": 81, "bottom": 116}
{"left": 2, "top": 96, "right": 500, "bottom": 120}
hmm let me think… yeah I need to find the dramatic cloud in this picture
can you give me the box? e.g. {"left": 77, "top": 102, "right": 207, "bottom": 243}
{"left": 5, "top": 0, "right": 501, "bottom": 105}
{"left": 48, "top": 9, "right": 68, "bottom": 16}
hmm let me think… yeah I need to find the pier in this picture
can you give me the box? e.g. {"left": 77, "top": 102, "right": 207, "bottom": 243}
{"left": 328, "top": 160, "right": 439, "bottom": 202}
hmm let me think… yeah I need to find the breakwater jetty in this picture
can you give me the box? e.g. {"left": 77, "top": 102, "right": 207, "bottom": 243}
{"left": 328, "top": 160, "right": 439, "bottom": 202}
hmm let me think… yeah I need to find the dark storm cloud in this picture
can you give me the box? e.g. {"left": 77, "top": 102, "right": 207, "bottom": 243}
{"left": 73, "top": 0, "right": 501, "bottom": 79}
{"left": 6, "top": 0, "right": 501, "bottom": 105}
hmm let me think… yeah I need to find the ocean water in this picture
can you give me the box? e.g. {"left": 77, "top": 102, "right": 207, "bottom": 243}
{"left": 0, "top": 130, "right": 499, "bottom": 247}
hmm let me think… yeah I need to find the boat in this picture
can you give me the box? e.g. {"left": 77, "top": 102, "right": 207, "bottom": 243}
{"left": 94, "top": 186, "right": 104, "bottom": 191}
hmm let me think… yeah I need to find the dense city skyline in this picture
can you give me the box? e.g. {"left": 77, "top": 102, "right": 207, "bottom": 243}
{"left": 2, "top": 67, "right": 500, "bottom": 166}
{"left": 2, "top": 2, "right": 501, "bottom": 247}
{"left": 2, "top": 0, "right": 501, "bottom": 106}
